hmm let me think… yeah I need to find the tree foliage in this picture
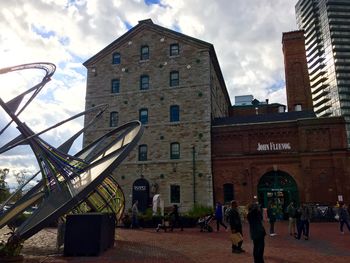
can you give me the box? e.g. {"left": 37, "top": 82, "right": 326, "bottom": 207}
{"left": 0, "top": 168, "right": 11, "bottom": 203}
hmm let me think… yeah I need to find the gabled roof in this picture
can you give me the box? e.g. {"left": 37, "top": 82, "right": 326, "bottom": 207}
{"left": 83, "top": 19, "right": 230, "bottom": 104}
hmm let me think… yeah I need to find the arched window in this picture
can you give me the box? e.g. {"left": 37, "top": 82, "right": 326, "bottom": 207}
{"left": 138, "top": 144, "right": 148, "bottom": 161}
{"left": 170, "top": 105, "right": 180, "bottom": 122}
{"left": 112, "top": 52, "right": 121, "bottom": 64}
{"left": 223, "top": 183, "right": 234, "bottom": 203}
{"left": 170, "top": 142, "right": 180, "bottom": 159}
{"left": 140, "top": 75, "right": 149, "bottom": 90}
{"left": 139, "top": 108, "right": 148, "bottom": 124}
{"left": 111, "top": 79, "right": 120, "bottom": 93}
{"left": 140, "top": 45, "right": 149, "bottom": 60}
{"left": 170, "top": 71, "right": 179, "bottom": 87}
{"left": 110, "top": 111, "right": 118, "bottom": 127}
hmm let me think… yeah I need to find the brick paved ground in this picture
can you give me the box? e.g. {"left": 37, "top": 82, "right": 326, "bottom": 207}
{"left": 4, "top": 221, "right": 350, "bottom": 263}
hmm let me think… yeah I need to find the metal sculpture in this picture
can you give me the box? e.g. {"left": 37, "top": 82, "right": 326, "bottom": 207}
{"left": 0, "top": 63, "right": 143, "bottom": 241}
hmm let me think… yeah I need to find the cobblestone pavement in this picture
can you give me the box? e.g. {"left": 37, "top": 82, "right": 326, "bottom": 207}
{"left": 1, "top": 221, "right": 350, "bottom": 262}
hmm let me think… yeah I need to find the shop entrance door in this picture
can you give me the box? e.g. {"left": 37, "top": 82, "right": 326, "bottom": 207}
{"left": 257, "top": 170, "right": 299, "bottom": 219}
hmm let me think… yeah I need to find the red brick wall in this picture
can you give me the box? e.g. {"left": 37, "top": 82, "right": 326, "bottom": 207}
{"left": 229, "top": 104, "right": 283, "bottom": 117}
{"left": 282, "top": 31, "right": 313, "bottom": 112}
{"left": 212, "top": 116, "right": 350, "bottom": 205}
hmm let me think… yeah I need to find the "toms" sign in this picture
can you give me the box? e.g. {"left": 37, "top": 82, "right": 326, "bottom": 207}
{"left": 257, "top": 142, "right": 291, "bottom": 151}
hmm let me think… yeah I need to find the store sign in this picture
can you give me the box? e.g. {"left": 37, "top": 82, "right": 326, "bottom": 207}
{"left": 134, "top": 185, "right": 146, "bottom": 191}
{"left": 257, "top": 142, "right": 291, "bottom": 151}
{"left": 271, "top": 188, "right": 283, "bottom": 192}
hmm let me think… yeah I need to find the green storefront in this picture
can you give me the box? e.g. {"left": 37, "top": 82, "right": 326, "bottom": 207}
{"left": 258, "top": 170, "right": 299, "bottom": 219}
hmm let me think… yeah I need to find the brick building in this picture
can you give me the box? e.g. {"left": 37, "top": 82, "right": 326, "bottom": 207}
{"left": 83, "top": 20, "right": 350, "bottom": 214}
{"left": 83, "top": 19, "right": 230, "bottom": 211}
{"left": 212, "top": 30, "right": 350, "bottom": 212}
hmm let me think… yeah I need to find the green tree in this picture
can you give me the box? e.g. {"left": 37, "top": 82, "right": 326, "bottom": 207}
{"left": 11, "top": 170, "right": 28, "bottom": 201}
{"left": 0, "top": 168, "right": 11, "bottom": 203}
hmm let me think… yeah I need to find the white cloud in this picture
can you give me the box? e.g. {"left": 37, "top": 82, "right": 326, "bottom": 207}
{"left": 0, "top": 0, "right": 299, "bottom": 174}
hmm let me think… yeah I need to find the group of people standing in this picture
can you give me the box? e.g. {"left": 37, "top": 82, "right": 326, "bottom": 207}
{"left": 284, "top": 201, "right": 311, "bottom": 240}
{"left": 130, "top": 199, "right": 350, "bottom": 263}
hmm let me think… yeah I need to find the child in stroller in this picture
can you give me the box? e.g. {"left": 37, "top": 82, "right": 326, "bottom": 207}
{"left": 198, "top": 214, "right": 214, "bottom": 232}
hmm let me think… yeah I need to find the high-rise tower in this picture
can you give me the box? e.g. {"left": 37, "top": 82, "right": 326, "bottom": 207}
{"left": 296, "top": 0, "right": 350, "bottom": 143}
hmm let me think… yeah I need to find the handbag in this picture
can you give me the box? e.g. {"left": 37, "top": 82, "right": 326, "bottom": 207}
{"left": 230, "top": 232, "right": 243, "bottom": 246}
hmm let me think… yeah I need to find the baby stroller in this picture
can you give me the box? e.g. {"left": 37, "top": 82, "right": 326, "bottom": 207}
{"left": 198, "top": 214, "right": 214, "bottom": 232}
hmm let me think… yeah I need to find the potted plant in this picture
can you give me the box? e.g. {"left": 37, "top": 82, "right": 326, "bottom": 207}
{"left": 0, "top": 226, "right": 24, "bottom": 262}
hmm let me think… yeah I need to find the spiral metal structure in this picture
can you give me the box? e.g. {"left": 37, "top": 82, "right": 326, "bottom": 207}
{"left": 0, "top": 63, "right": 143, "bottom": 240}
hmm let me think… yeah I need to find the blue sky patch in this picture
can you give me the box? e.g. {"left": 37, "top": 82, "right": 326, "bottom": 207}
{"left": 144, "top": 0, "right": 161, "bottom": 5}
{"left": 31, "top": 25, "right": 55, "bottom": 39}
{"left": 269, "top": 78, "right": 285, "bottom": 91}
{"left": 124, "top": 21, "right": 133, "bottom": 30}
{"left": 59, "top": 36, "right": 70, "bottom": 46}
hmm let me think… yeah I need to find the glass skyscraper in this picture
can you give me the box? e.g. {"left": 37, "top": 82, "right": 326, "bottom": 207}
{"left": 296, "top": 0, "right": 350, "bottom": 144}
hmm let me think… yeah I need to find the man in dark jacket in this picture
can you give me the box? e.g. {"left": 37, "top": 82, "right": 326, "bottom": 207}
{"left": 169, "top": 204, "right": 183, "bottom": 231}
{"left": 247, "top": 203, "right": 266, "bottom": 263}
{"left": 339, "top": 202, "right": 350, "bottom": 234}
{"left": 226, "top": 200, "right": 244, "bottom": 253}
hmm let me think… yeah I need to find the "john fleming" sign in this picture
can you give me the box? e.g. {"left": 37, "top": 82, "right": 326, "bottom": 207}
{"left": 257, "top": 142, "right": 291, "bottom": 151}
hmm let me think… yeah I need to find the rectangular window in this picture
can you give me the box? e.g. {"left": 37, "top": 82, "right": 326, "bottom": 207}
{"left": 138, "top": 145, "right": 147, "bottom": 161}
{"left": 140, "top": 75, "right": 149, "bottom": 90}
{"left": 170, "top": 142, "right": 180, "bottom": 159}
{"left": 170, "top": 105, "right": 180, "bottom": 122}
{"left": 170, "top": 185, "right": 180, "bottom": 203}
{"left": 110, "top": 112, "right": 118, "bottom": 127}
{"left": 139, "top": 109, "right": 148, "bottom": 124}
{"left": 170, "top": 43, "right": 179, "bottom": 56}
{"left": 111, "top": 79, "right": 120, "bottom": 93}
{"left": 141, "top": 45, "right": 149, "bottom": 60}
{"left": 170, "top": 71, "right": 179, "bottom": 87}
{"left": 112, "top": 53, "right": 121, "bottom": 64}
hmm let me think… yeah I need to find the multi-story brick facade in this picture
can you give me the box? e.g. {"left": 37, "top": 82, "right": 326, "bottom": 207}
{"left": 83, "top": 19, "right": 230, "bottom": 211}
{"left": 83, "top": 19, "right": 350, "bottom": 216}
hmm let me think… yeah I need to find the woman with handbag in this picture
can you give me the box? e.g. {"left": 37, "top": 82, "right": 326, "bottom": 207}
{"left": 227, "top": 200, "right": 245, "bottom": 253}
{"left": 247, "top": 203, "right": 266, "bottom": 263}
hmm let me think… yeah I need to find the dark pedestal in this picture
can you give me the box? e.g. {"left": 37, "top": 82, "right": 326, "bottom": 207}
{"left": 64, "top": 213, "right": 115, "bottom": 256}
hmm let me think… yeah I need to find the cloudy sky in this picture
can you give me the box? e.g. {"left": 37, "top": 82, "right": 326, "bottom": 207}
{"left": 0, "top": 0, "right": 299, "bottom": 187}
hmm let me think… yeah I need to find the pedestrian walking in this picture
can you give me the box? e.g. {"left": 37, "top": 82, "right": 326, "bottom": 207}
{"left": 247, "top": 203, "right": 266, "bottom": 263}
{"left": 296, "top": 203, "right": 311, "bottom": 240}
{"left": 169, "top": 204, "right": 183, "bottom": 231}
{"left": 131, "top": 200, "right": 140, "bottom": 229}
{"left": 339, "top": 202, "right": 350, "bottom": 234}
{"left": 267, "top": 201, "right": 277, "bottom": 236}
{"left": 215, "top": 202, "right": 228, "bottom": 232}
{"left": 226, "top": 200, "right": 245, "bottom": 253}
{"left": 287, "top": 200, "right": 297, "bottom": 237}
